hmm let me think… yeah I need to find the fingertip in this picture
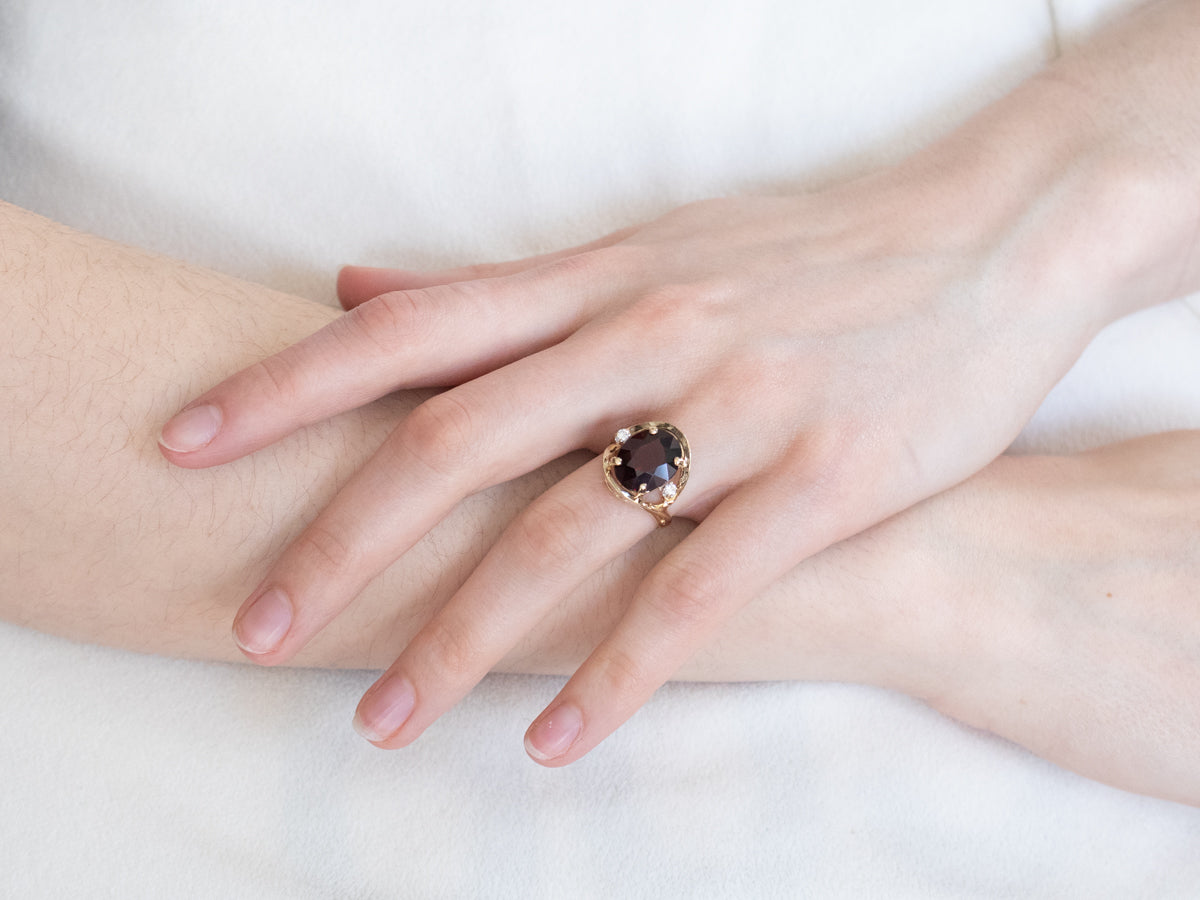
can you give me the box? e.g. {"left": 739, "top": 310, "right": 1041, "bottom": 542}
{"left": 352, "top": 673, "right": 417, "bottom": 747}
{"left": 232, "top": 586, "right": 293, "bottom": 664}
{"left": 158, "top": 403, "right": 222, "bottom": 455}
{"left": 337, "top": 264, "right": 421, "bottom": 310}
{"left": 335, "top": 264, "right": 367, "bottom": 310}
{"left": 524, "top": 702, "right": 584, "bottom": 766}
{"left": 351, "top": 712, "right": 387, "bottom": 744}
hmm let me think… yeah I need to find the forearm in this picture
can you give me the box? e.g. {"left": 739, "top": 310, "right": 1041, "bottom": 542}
{"left": 0, "top": 200, "right": 440, "bottom": 669}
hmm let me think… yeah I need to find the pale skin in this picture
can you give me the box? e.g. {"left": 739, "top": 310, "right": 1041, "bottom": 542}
{"left": 1, "top": 200, "right": 1198, "bottom": 807}
{"left": 157, "top": 0, "right": 1200, "bottom": 768}
{"left": 4, "top": 1, "right": 1200, "bottom": 806}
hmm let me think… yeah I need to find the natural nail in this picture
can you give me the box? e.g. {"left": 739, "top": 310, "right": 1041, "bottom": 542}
{"left": 159, "top": 404, "right": 222, "bottom": 452}
{"left": 232, "top": 587, "right": 292, "bottom": 655}
{"left": 353, "top": 675, "right": 416, "bottom": 743}
{"left": 525, "top": 703, "right": 583, "bottom": 762}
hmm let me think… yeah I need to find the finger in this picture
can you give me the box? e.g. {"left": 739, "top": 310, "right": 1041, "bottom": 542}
{"left": 159, "top": 253, "right": 634, "bottom": 469}
{"left": 336, "top": 226, "right": 638, "bottom": 310}
{"left": 349, "top": 455, "right": 659, "bottom": 748}
{"left": 351, "top": 410, "right": 743, "bottom": 749}
{"left": 228, "top": 334, "right": 646, "bottom": 666}
{"left": 522, "top": 459, "right": 873, "bottom": 767}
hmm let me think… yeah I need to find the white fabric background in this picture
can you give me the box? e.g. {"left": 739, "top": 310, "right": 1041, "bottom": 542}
{"left": 2, "top": 0, "right": 1198, "bottom": 896}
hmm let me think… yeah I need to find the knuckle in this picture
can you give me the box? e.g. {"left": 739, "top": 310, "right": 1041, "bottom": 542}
{"left": 685, "top": 278, "right": 737, "bottom": 318}
{"left": 414, "top": 618, "right": 482, "bottom": 681}
{"left": 343, "top": 289, "right": 430, "bottom": 356}
{"left": 251, "top": 352, "right": 302, "bottom": 406}
{"left": 643, "top": 558, "right": 721, "bottom": 629}
{"left": 722, "top": 349, "right": 791, "bottom": 395}
{"left": 633, "top": 284, "right": 695, "bottom": 321}
{"left": 292, "top": 521, "right": 362, "bottom": 579}
{"left": 398, "top": 392, "right": 479, "bottom": 481}
{"left": 591, "top": 646, "right": 653, "bottom": 707}
{"left": 703, "top": 352, "right": 792, "bottom": 428}
{"left": 508, "top": 494, "right": 589, "bottom": 582}
{"left": 625, "top": 282, "right": 729, "bottom": 341}
{"left": 790, "top": 426, "right": 861, "bottom": 497}
{"left": 776, "top": 428, "right": 878, "bottom": 532}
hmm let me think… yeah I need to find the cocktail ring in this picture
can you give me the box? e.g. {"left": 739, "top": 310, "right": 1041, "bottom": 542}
{"left": 601, "top": 422, "right": 690, "bottom": 526}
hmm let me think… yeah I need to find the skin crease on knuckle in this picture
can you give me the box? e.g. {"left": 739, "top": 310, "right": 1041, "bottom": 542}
{"left": 341, "top": 287, "right": 431, "bottom": 360}
{"left": 249, "top": 350, "right": 305, "bottom": 412}
{"left": 410, "top": 615, "right": 487, "bottom": 684}
{"left": 507, "top": 492, "right": 597, "bottom": 585}
{"left": 289, "top": 520, "right": 365, "bottom": 583}
{"left": 587, "top": 644, "right": 658, "bottom": 714}
{"left": 640, "top": 555, "right": 726, "bottom": 635}
{"left": 395, "top": 391, "right": 484, "bottom": 485}
{"left": 620, "top": 282, "right": 730, "bottom": 351}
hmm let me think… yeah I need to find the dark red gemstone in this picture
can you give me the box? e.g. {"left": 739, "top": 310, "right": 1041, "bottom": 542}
{"left": 613, "top": 430, "right": 681, "bottom": 494}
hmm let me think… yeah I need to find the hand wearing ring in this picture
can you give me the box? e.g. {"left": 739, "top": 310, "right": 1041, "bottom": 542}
{"left": 157, "top": 177, "right": 1118, "bottom": 765}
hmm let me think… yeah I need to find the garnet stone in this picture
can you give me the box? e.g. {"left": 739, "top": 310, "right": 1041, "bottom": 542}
{"left": 613, "top": 429, "right": 682, "bottom": 494}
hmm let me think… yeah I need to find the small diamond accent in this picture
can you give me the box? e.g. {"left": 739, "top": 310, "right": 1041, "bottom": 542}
{"left": 661, "top": 482, "right": 678, "bottom": 500}
{"left": 615, "top": 428, "right": 631, "bottom": 444}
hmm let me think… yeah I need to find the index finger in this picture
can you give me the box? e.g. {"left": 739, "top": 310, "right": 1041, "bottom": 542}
{"left": 336, "top": 226, "right": 637, "bottom": 309}
{"left": 158, "top": 254, "right": 626, "bottom": 468}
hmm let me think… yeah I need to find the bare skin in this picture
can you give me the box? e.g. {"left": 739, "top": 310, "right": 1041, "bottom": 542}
{"left": 160, "top": 0, "right": 1200, "bottom": 768}
{"left": 0, "top": 201, "right": 1197, "bottom": 805}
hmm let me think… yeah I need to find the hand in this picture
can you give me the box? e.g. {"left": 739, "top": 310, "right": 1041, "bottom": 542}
{"left": 157, "top": 138, "right": 1122, "bottom": 763}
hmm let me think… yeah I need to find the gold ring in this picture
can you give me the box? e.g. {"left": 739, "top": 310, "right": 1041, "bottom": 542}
{"left": 601, "top": 422, "right": 690, "bottom": 526}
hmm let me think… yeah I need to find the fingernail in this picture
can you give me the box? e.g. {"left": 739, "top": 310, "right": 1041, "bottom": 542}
{"left": 525, "top": 703, "right": 582, "bottom": 762}
{"left": 159, "top": 404, "right": 222, "bottom": 452}
{"left": 353, "top": 674, "right": 415, "bottom": 743}
{"left": 232, "top": 587, "right": 292, "bottom": 655}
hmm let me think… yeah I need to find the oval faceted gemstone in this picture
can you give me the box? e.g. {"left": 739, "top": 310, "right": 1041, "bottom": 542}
{"left": 613, "top": 429, "right": 681, "bottom": 494}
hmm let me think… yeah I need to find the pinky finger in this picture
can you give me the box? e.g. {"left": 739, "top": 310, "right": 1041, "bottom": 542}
{"left": 522, "top": 463, "right": 869, "bottom": 767}
{"left": 336, "top": 226, "right": 639, "bottom": 309}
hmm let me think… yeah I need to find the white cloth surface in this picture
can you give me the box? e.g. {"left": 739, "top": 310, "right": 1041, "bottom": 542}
{"left": 2, "top": 1, "right": 1199, "bottom": 896}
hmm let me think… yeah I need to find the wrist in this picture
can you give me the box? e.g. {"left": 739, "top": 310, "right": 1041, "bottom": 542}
{"left": 1005, "top": 67, "right": 1200, "bottom": 326}
{"left": 863, "top": 47, "right": 1200, "bottom": 342}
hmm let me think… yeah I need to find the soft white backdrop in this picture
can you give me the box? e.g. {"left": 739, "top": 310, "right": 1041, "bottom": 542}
{"left": 2, "top": 0, "right": 1198, "bottom": 896}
